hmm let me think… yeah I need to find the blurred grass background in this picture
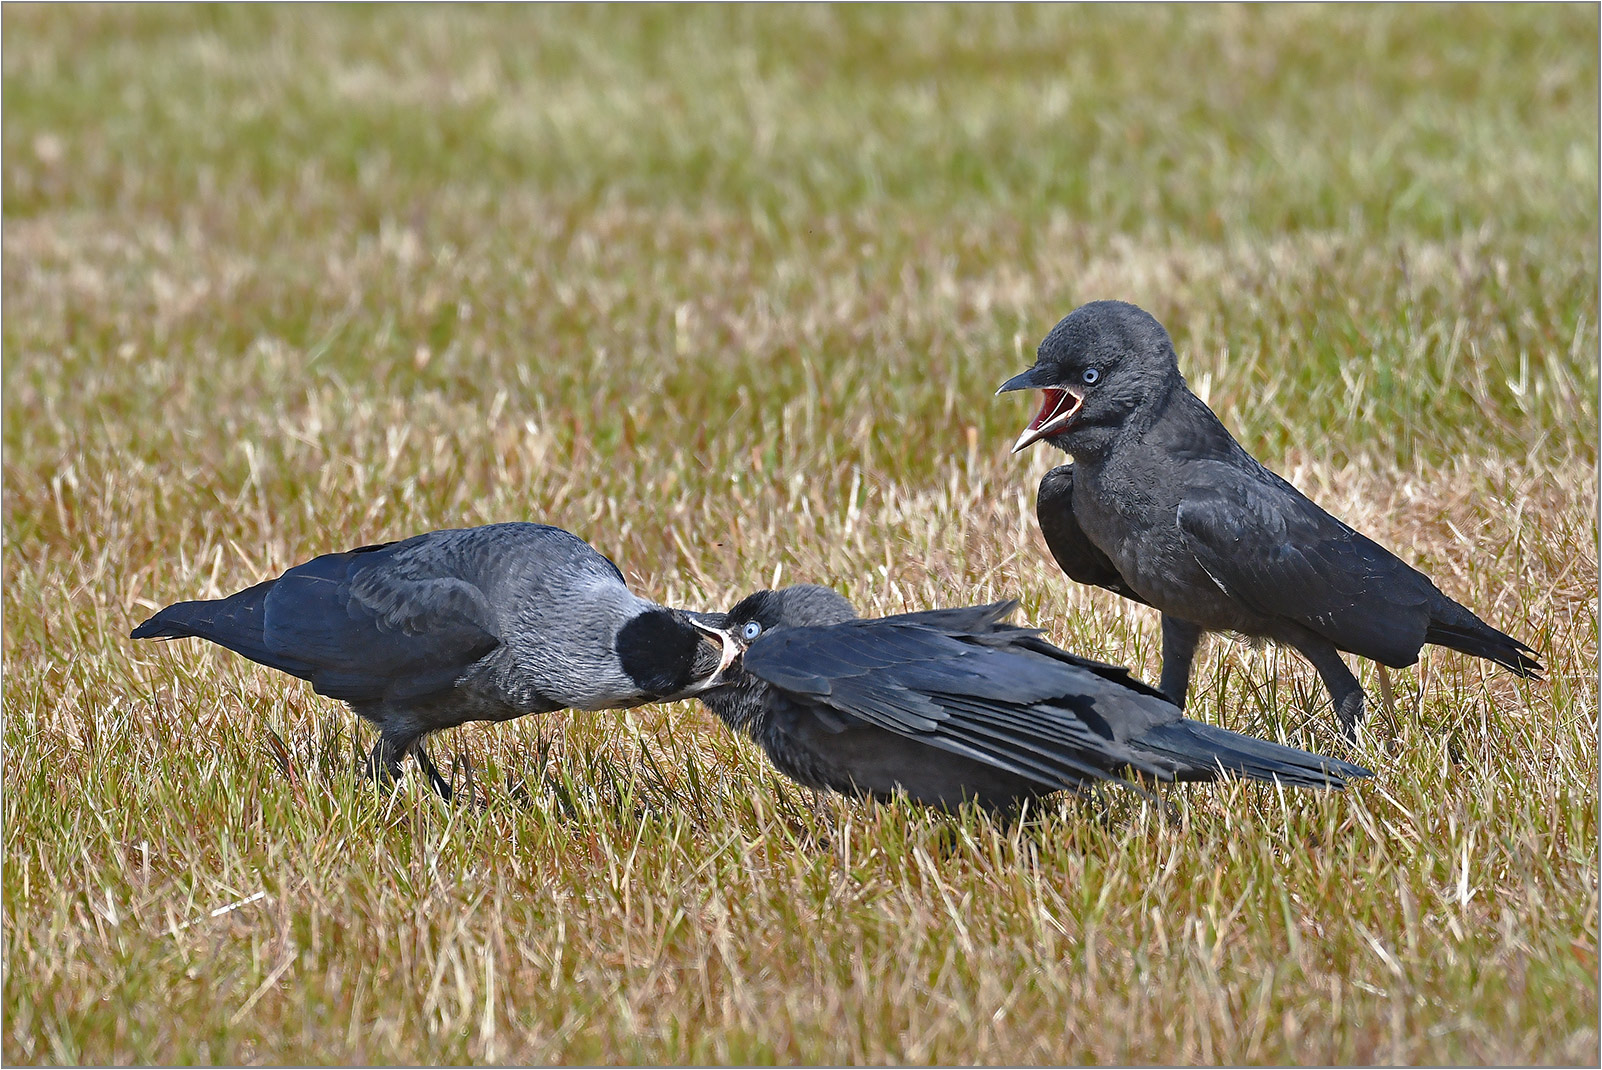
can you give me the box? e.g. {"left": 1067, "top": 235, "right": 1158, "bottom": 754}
{"left": 4, "top": 4, "right": 1597, "bottom": 1064}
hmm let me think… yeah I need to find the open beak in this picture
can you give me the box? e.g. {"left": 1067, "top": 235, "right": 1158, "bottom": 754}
{"left": 1005, "top": 384, "right": 1084, "bottom": 453}
{"left": 687, "top": 617, "right": 741, "bottom": 689}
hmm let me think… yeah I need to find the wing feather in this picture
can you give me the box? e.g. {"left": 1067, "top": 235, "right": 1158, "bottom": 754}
{"left": 1174, "top": 467, "right": 1435, "bottom": 665}
{"left": 742, "top": 611, "right": 1180, "bottom": 791}
{"left": 263, "top": 539, "right": 501, "bottom": 702}
{"left": 1037, "top": 465, "right": 1150, "bottom": 605}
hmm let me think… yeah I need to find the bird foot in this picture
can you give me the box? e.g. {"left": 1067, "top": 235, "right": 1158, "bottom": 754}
{"left": 414, "top": 743, "right": 455, "bottom": 803}
{"left": 1336, "top": 692, "right": 1367, "bottom": 744}
{"left": 358, "top": 740, "right": 405, "bottom": 793}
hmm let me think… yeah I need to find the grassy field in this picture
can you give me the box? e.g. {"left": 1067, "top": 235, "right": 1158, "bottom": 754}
{"left": 4, "top": 5, "right": 1597, "bottom": 1064}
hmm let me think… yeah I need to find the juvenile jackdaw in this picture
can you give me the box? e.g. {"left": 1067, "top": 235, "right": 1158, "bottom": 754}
{"left": 132, "top": 522, "right": 739, "bottom": 798}
{"left": 691, "top": 584, "right": 1369, "bottom": 812}
{"left": 999, "top": 300, "right": 1542, "bottom": 736}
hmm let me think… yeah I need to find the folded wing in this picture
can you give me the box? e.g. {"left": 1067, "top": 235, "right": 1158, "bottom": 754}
{"left": 1175, "top": 466, "right": 1436, "bottom": 667}
{"left": 133, "top": 537, "right": 502, "bottom": 704}
{"left": 743, "top": 604, "right": 1366, "bottom": 792}
{"left": 1038, "top": 464, "right": 1151, "bottom": 605}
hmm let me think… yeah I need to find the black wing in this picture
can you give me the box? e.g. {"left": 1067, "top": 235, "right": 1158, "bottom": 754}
{"left": 134, "top": 536, "right": 503, "bottom": 704}
{"left": 743, "top": 605, "right": 1367, "bottom": 791}
{"left": 743, "top": 608, "right": 1183, "bottom": 791}
{"left": 1174, "top": 463, "right": 1435, "bottom": 666}
{"left": 259, "top": 538, "right": 502, "bottom": 702}
{"left": 1037, "top": 465, "right": 1150, "bottom": 605}
{"left": 885, "top": 601, "right": 1170, "bottom": 702}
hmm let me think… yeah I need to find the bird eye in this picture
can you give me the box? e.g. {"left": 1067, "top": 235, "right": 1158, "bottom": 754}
{"left": 740, "top": 621, "right": 763, "bottom": 641}
{"left": 1082, "top": 368, "right": 1100, "bottom": 385}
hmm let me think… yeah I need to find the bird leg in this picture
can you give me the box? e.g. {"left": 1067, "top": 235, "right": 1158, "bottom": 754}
{"left": 361, "top": 737, "right": 406, "bottom": 792}
{"left": 413, "top": 742, "right": 455, "bottom": 803}
{"left": 452, "top": 752, "right": 477, "bottom": 808}
{"left": 1292, "top": 637, "right": 1367, "bottom": 741}
{"left": 1158, "top": 616, "right": 1204, "bottom": 708}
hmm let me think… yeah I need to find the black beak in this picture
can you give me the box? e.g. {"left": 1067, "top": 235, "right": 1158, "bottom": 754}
{"left": 996, "top": 365, "right": 1055, "bottom": 395}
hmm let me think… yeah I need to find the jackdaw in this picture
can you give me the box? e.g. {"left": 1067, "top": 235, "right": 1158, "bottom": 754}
{"left": 691, "top": 584, "right": 1369, "bottom": 812}
{"left": 999, "top": 300, "right": 1542, "bottom": 736}
{"left": 132, "top": 522, "right": 739, "bottom": 798}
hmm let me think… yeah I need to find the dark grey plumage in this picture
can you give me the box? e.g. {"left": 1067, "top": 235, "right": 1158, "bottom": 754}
{"left": 693, "top": 584, "right": 1369, "bottom": 812}
{"left": 132, "top": 522, "right": 736, "bottom": 797}
{"left": 1001, "top": 300, "right": 1542, "bottom": 736}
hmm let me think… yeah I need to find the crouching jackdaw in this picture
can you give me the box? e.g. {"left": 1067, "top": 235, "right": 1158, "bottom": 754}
{"left": 690, "top": 584, "right": 1369, "bottom": 812}
{"left": 132, "top": 522, "right": 738, "bottom": 798}
{"left": 1000, "top": 300, "right": 1542, "bottom": 737}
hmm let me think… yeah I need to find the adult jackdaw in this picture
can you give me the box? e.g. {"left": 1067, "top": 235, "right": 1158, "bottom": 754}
{"left": 132, "top": 522, "right": 739, "bottom": 798}
{"left": 691, "top": 584, "right": 1369, "bottom": 812}
{"left": 999, "top": 300, "right": 1542, "bottom": 736}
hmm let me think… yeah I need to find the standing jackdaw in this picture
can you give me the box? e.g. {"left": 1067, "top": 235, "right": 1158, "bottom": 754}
{"left": 132, "top": 522, "right": 738, "bottom": 798}
{"left": 999, "top": 300, "right": 1541, "bottom": 737}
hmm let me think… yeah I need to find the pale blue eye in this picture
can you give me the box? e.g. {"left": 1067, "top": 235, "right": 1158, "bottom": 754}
{"left": 1082, "top": 368, "right": 1100, "bottom": 385}
{"left": 740, "top": 621, "right": 763, "bottom": 641}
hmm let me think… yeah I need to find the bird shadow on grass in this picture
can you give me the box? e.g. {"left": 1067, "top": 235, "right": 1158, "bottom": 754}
{"left": 252, "top": 717, "right": 1283, "bottom": 866}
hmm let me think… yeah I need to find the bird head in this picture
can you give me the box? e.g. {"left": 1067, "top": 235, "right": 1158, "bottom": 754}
{"left": 998, "top": 300, "right": 1181, "bottom": 455}
{"left": 679, "top": 585, "right": 858, "bottom": 734}
{"left": 615, "top": 607, "right": 741, "bottom": 701}
{"left": 716, "top": 585, "right": 860, "bottom": 651}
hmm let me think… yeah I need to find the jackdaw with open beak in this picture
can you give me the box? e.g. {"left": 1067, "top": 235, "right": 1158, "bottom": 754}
{"left": 999, "top": 300, "right": 1542, "bottom": 737}
{"left": 132, "top": 522, "right": 739, "bottom": 798}
{"left": 691, "top": 584, "right": 1369, "bottom": 812}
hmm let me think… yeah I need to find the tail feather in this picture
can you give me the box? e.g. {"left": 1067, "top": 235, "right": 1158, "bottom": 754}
{"left": 1424, "top": 604, "right": 1543, "bottom": 678}
{"left": 1134, "top": 719, "right": 1372, "bottom": 790}
{"left": 131, "top": 579, "right": 315, "bottom": 679}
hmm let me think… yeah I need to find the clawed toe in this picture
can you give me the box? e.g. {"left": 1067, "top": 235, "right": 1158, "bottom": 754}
{"left": 359, "top": 740, "right": 405, "bottom": 792}
{"left": 1336, "top": 694, "right": 1367, "bottom": 744}
{"left": 414, "top": 743, "right": 455, "bottom": 802}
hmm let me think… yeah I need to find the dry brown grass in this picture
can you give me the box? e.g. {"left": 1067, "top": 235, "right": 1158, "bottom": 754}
{"left": 5, "top": 5, "right": 1597, "bottom": 1064}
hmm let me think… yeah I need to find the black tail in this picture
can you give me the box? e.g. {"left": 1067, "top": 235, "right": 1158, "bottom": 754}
{"left": 1134, "top": 719, "right": 1373, "bottom": 790}
{"left": 131, "top": 579, "right": 315, "bottom": 678}
{"left": 1425, "top": 598, "right": 1543, "bottom": 678}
